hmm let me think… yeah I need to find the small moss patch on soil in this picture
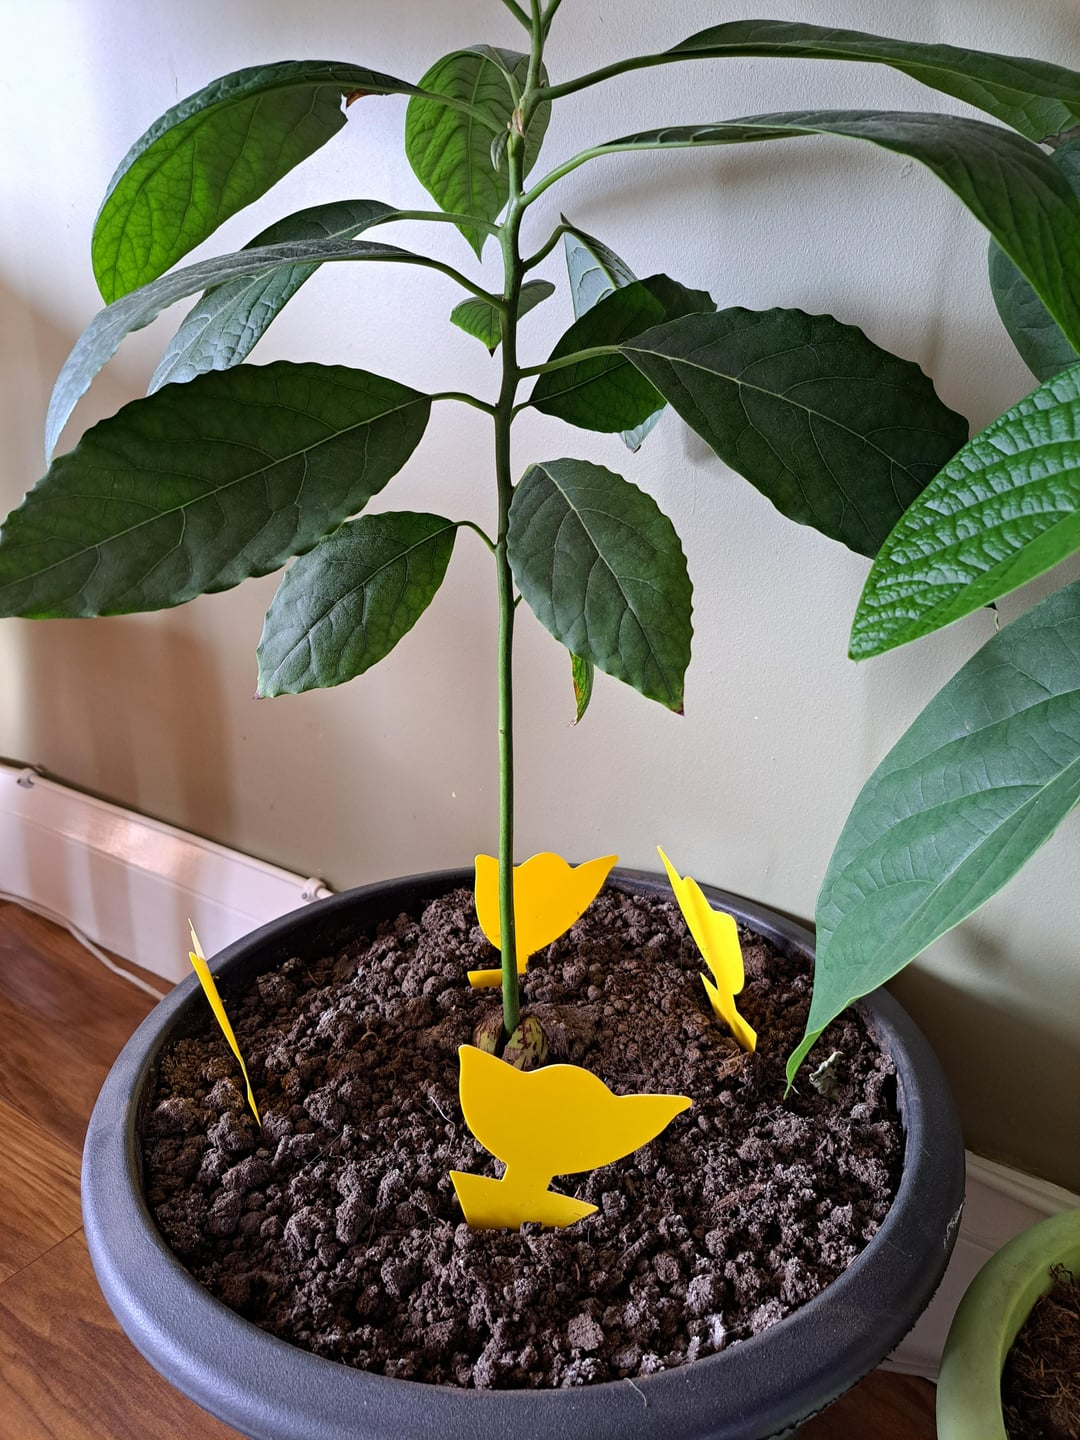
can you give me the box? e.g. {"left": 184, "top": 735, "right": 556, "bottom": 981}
{"left": 143, "top": 886, "right": 902, "bottom": 1389}
{"left": 1003, "top": 1264, "right": 1080, "bottom": 1440}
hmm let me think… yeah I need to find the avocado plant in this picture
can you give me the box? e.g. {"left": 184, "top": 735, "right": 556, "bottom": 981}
{"left": 2, "top": 0, "right": 1080, "bottom": 1074}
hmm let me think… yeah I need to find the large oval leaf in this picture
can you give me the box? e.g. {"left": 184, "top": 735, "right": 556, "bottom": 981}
{"left": 789, "top": 581, "right": 1080, "bottom": 1082}
{"left": 507, "top": 459, "right": 692, "bottom": 711}
{"left": 664, "top": 23, "right": 1080, "bottom": 142}
{"left": 149, "top": 199, "right": 399, "bottom": 392}
{"left": 47, "top": 234, "right": 439, "bottom": 461}
{"left": 989, "top": 140, "right": 1080, "bottom": 382}
{"left": 624, "top": 307, "right": 968, "bottom": 556}
{"left": 257, "top": 511, "right": 457, "bottom": 696}
{"left": 850, "top": 364, "right": 1080, "bottom": 658}
{"left": 562, "top": 221, "right": 663, "bottom": 452}
{"left": 405, "top": 48, "right": 549, "bottom": 257}
{"left": 577, "top": 112, "right": 1080, "bottom": 353}
{"left": 529, "top": 275, "right": 715, "bottom": 433}
{"left": 0, "top": 363, "right": 430, "bottom": 618}
{"left": 93, "top": 62, "right": 422, "bottom": 303}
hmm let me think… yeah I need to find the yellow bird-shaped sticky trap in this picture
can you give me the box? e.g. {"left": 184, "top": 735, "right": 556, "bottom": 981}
{"left": 468, "top": 851, "right": 617, "bottom": 988}
{"left": 658, "top": 847, "right": 757, "bottom": 1054}
{"left": 188, "top": 922, "right": 261, "bottom": 1126}
{"left": 450, "top": 1045, "right": 691, "bottom": 1229}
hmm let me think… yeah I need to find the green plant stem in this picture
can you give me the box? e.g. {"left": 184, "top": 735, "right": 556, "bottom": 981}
{"left": 522, "top": 220, "right": 571, "bottom": 271}
{"left": 519, "top": 343, "right": 622, "bottom": 375}
{"left": 431, "top": 391, "right": 497, "bottom": 414}
{"left": 460, "top": 520, "right": 498, "bottom": 553}
{"left": 537, "top": 51, "right": 679, "bottom": 104}
{"left": 489, "top": 0, "right": 550, "bottom": 1042}
{"left": 497, "top": 0, "right": 531, "bottom": 29}
{"left": 376, "top": 209, "right": 500, "bottom": 238}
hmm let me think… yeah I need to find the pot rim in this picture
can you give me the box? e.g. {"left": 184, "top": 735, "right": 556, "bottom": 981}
{"left": 82, "top": 867, "right": 965, "bottom": 1440}
{"left": 936, "top": 1207, "right": 1080, "bottom": 1440}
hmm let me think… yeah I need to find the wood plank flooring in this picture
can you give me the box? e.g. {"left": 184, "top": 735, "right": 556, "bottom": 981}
{"left": 0, "top": 901, "right": 936, "bottom": 1438}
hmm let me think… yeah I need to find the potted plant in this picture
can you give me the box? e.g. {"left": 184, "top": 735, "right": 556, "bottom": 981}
{"left": 936, "top": 1208, "right": 1080, "bottom": 1439}
{"left": 7, "top": 1, "right": 1080, "bottom": 1433}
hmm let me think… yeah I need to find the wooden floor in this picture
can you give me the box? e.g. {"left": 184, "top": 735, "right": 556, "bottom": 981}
{"left": 0, "top": 901, "right": 938, "bottom": 1439}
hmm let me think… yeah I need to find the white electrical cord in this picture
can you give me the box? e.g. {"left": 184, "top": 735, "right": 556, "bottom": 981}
{"left": 0, "top": 889, "right": 171, "bottom": 1001}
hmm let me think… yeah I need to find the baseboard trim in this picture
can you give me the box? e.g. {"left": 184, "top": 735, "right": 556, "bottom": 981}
{"left": 2, "top": 761, "right": 1074, "bottom": 1376}
{"left": 0, "top": 763, "right": 330, "bottom": 982}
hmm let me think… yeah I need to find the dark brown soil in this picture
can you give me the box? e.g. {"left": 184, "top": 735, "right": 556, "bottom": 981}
{"left": 142, "top": 886, "right": 902, "bottom": 1389}
{"left": 1003, "top": 1264, "right": 1080, "bottom": 1440}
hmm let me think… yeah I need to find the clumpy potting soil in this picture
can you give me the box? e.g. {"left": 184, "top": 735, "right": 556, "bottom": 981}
{"left": 144, "top": 885, "right": 902, "bottom": 1389}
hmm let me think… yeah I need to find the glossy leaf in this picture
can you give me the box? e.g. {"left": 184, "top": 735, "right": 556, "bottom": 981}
{"left": 989, "top": 141, "right": 1080, "bottom": 381}
{"left": 450, "top": 280, "right": 554, "bottom": 352}
{"left": 92, "top": 61, "right": 421, "bottom": 302}
{"left": 508, "top": 459, "right": 692, "bottom": 711}
{"left": 405, "top": 48, "right": 549, "bottom": 257}
{"left": 624, "top": 307, "right": 968, "bottom": 556}
{"left": 257, "top": 511, "right": 457, "bottom": 696}
{"left": 150, "top": 199, "right": 399, "bottom": 392}
{"left": 529, "top": 274, "right": 715, "bottom": 433}
{"left": 0, "top": 363, "right": 430, "bottom": 618}
{"left": 571, "top": 652, "right": 594, "bottom": 724}
{"left": 790, "top": 581, "right": 1080, "bottom": 1082}
{"left": 665, "top": 22, "right": 1080, "bottom": 142}
{"left": 592, "top": 112, "right": 1080, "bottom": 351}
{"left": 47, "top": 234, "right": 438, "bottom": 461}
{"left": 850, "top": 364, "right": 1080, "bottom": 658}
{"left": 562, "top": 221, "right": 662, "bottom": 451}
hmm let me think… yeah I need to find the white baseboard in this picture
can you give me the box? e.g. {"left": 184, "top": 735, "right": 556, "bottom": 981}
{"left": 1, "top": 761, "right": 1074, "bottom": 1376}
{"left": 886, "top": 1151, "right": 1080, "bottom": 1380}
{"left": 0, "top": 763, "right": 331, "bottom": 983}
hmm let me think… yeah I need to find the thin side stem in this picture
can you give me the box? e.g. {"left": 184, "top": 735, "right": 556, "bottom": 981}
{"left": 537, "top": 51, "right": 680, "bottom": 104}
{"left": 460, "top": 520, "right": 498, "bottom": 553}
{"left": 497, "top": 0, "right": 531, "bottom": 29}
{"left": 376, "top": 209, "right": 500, "bottom": 237}
{"left": 522, "top": 220, "right": 571, "bottom": 271}
{"left": 431, "top": 391, "right": 497, "bottom": 415}
{"left": 519, "top": 344, "right": 622, "bottom": 376}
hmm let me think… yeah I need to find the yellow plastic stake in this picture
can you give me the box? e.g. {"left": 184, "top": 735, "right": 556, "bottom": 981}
{"left": 468, "top": 851, "right": 617, "bottom": 988}
{"left": 188, "top": 922, "right": 261, "bottom": 1127}
{"left": 657, "top": 847, "right": 757, "bottom": 1054}
{"left": 450, "top": 1045, "right": 691, "bottom": 1229}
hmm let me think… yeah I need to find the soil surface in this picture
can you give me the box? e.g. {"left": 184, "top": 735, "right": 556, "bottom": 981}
{"left": 143, "top": 886, "right": 902, "bottom": 1389}
{"left": 1003, "top": 1264, "right": 1080, "bottom": 1439}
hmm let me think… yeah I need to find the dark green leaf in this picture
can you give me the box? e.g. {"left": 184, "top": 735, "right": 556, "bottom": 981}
{"left": 571, "top": 652, "right": 594, "bottom": 724}
{"left": 624, "top": 307, "right": 968, "bottom": 556}
{"left": 47, "top": 234, "right": 439, "bottom": 461}
{"left": 450, "top": 280, "right": 554, "bottom": 352}
{"left": 790, "top": 581, "right": 1080, "bottom": 1083}
{"left": 507, "top": 459, "right": 692, "bottom": 711}
{"left": 593, "top": 111, "right": 1080, "bottom": 351}
{"left": 666, "top": 22, "right": 1080, "bottom": 141}
{"left": 850, "top": 363, "right": 1080, "bottom": 658}
{"left": 989, "top": 140, "right": 1080, "bottom": 381}
{"left": 0, "top": 363, "right": 430, "bottom": 617}
{"left": 562, "top": 221, "right": 663, "bottom": 451}
{"left": 92, "top": 61, "right": 421, "bottom": 302}
{"left": 257, "top": 511, "right": 457, "bottom": 696}
{"left": 150, "top": 199, "right": 399, "bottom": 392}
{"left": 405, "top": 48, "right": 549, "bottom": 257}
{"left": 529, "top": 274, "right": 715, "bottom": 433}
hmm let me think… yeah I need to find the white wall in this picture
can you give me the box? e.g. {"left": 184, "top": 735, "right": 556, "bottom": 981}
{"left": 1, "top": 0, "right": 1078, "bottom": 1187}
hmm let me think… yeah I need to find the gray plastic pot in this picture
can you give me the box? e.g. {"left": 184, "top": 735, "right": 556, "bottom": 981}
{"left": 937, "top": 1207, "right": 1080, "bottom": 1440}
{"left": 82, "top": 867, "right": 964, "bottom": 1440}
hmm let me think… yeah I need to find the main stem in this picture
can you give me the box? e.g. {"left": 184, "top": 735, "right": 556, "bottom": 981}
{"left": 493, "top": 3, "right": 546, "bottom": 1040}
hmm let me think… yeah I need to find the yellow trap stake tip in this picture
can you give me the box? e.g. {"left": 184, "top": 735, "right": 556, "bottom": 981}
{"left": 469, "top": 851, "right": 617, "bottom": 988}
{"left": 657, "top": 847, "right": 757, "bottom": 1054}
{"left": 450, "top": 1045, "right": 691, "bottom": 1230}
{"left": 188, "top": 922, "right": 261, "bottom": 1127}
